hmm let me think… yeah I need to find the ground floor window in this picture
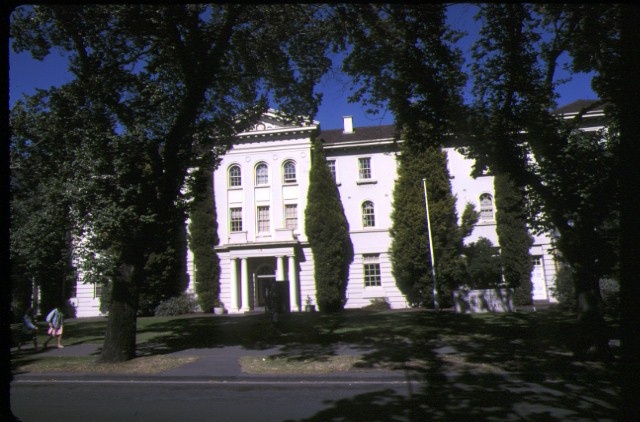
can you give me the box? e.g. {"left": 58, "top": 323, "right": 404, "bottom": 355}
{"left": 363, "top": 254, "right": 382, "bottom": 287}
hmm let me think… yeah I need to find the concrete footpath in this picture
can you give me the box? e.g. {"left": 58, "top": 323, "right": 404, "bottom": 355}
{"left": 12, "top": 343, "right": 411, "bottom": 383}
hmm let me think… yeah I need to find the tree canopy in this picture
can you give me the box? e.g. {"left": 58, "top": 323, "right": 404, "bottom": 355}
{"left": 10, "top": 4, "right": 336, "bottom": 362}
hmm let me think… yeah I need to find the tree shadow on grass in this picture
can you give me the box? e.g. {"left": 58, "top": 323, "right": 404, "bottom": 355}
{"left": 287, "top": 309, "right": 620, "bottom": 421}
{"left": 44, "top": 307, "right": 619, "bottom": 419}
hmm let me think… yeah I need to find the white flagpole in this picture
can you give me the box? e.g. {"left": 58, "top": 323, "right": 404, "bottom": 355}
{"left": 422, "top": 178, "right": 438, "bottom": 311}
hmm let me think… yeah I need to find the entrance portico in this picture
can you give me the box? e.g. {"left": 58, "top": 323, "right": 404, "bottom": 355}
{"left": 227, "top": 250, "right": 300, "bottom": 313}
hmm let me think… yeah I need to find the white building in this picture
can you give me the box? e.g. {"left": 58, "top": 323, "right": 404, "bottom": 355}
{"left": 73, "top": 101, "right": 608, "bottom": 317}
{"left": 207, "top": 110, "right": 560, "bottom": 314}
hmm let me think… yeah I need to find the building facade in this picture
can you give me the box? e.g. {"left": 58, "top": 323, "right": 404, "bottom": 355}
{"left": 72, "top": 101, "right": 609, "bottom": 317}
{"left": 208, "top": 110, "right": 559, "bottom": 314}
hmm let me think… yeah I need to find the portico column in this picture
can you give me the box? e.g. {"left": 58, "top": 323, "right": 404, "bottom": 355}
{"left": 230, "top": 258, "right": 239, "bottom": 312}
{"left": 240, "top": 258, "right": 250, "bottom": 312}
{"left": 276, "top": 256, "right": 285, "bottom": 281}
{"left": 288, "top": 255, "right": 299, "bottom": 312}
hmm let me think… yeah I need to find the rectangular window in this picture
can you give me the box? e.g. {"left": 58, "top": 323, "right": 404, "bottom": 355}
{"left": 230, "top": 207, "right": 243, "bottom": 232}
{"left": 284, "top": 204, "right": 298, "bottom": 230}
{"left": 358, "top": 157, "right": 372, "bottom": 180}
{"left": 257, "top": 206, "right": 270, "bottom": 233}
{"left": 94, "top": 284, "right": 102, "bottom": 299}
{"left": 363, "top": 254, "right": 382, "bottom": 287}
{"left": 327, "top": 159, "right": 337, "bottom": 181}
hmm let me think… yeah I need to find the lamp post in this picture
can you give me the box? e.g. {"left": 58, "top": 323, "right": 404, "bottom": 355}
{"left": 422, "top": 178, "right": 438, "bottom": 311}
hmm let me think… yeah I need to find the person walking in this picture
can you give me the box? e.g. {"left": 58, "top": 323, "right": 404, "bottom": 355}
{"left": 18, "top": 307, "right": 38, "bottom": 351}
{"left": 43, "top": 306, "right": 64, "bottom": 349}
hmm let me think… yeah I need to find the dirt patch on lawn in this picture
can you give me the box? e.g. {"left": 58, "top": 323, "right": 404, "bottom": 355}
{"left": 15, "top": 355, "right": 199, "bottom": 374}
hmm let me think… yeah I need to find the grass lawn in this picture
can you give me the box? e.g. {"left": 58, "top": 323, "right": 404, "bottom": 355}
{"left": 11, "top": 306, "right": 619, "bottom": 376}
{"left": 11, "top": 307, "right": 620, "bottom": 419}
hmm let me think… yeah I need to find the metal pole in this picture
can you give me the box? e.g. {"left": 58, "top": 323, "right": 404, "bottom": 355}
{"left": 422, "top": 178, "right": 438, "bottom": 311}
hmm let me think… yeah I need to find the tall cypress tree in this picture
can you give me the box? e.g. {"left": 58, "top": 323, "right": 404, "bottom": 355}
{"left": 305, "top": 137, "right": 354, "bottom": 312}
{"left": 494, "top": 172, "right": 534, "bottom": 306}
{"left": 390, "top": 142, "right": 470, "bottom": 308}
{"left": 188, "top": 166, "right": 220, "bottom": 313}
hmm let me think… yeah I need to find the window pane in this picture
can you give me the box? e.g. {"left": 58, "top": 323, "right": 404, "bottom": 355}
{"left": 230, "top": 208, "right": 243, "bottom": 232}
{"left": 359, "top": 157, "right": 372, "bottom": 179}
{"left": 229, "top": 165, "right": 242, "bottom": 187}
{"left": 257, "top": 206, "right": 270, "bottom": 233}
{"left": 285, "top": 204, "right": 298, "bottom": 230}
{"left": 362, "top": 201, "right": 375, "bottom": 227}
{"left": 256, "top": 163, "right": 269, "bottom": 185}
{"left": 283, "top": 161, "right": 296, "bottom": 183}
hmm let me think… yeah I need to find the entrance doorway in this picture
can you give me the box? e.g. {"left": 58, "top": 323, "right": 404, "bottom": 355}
{"left": 254, "top": 265, "right": 275, "bottom": 308}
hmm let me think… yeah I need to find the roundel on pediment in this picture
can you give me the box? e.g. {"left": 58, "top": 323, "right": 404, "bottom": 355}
{"left": 256, "top": 123, "right": 266, "bottom": 131}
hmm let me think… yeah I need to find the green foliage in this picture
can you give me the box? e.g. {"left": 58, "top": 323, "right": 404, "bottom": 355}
{"left": 188, "top": 166, "right": 221, "bottom": 313}
{"left": 494, "top": 173, "right": 534, "bottom": 306}
{"left": 139, "top": 218, "right": 190, "bottom": 316}
{"left": 551, "top": 266, "right": 575, "bottom": 310}
{"left": 11, "top": 4, "right": 336, "bottom": 361}
{"left": 337, "top": 4, "right": 467, "bottom": 142}
{"left": 362, "top": 297, "right": 391, "bottom": 312}
{"left": 10, "top": 95, "right": 79, "bottom": 314}
{"left": 154, "top": 293, "right": 199, "bottom": 317}
{"left": 305, "top": 137, "right": 354, "bottom": 312}
{"left": 599, "top": 278, "right": 620, "bottom": 318}
{"left": 462, "top": 237, "right": 503, "bottom": 289}
{"left": 390, "top": 144, "right": 470, "bottom": 308}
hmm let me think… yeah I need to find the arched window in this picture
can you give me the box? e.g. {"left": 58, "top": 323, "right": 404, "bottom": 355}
{"left": 255, "top": 162, "right": 269, "bottom": 185}
{"left": 362, "top": 201, "right": 375, "bottom": 228}
{"left": 228, "top": 165, "right": 242, "bottom": 187}
{"left": 283, "top": 160, "right": 296, "bottom": 184}
{"left": 479, "top": 193, "right": 494, "bottom": 221}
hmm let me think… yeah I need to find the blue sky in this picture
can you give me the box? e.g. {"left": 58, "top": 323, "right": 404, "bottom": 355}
{"left": 9, "top": 4, "right": 597, "bottom": 131}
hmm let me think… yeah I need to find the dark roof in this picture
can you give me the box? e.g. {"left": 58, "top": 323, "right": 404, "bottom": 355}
{"left": 318, "top": 124, "right": 396, "bottom": 144}
{"left": 318, "top": 100, "right": 603, "bottom": 145}
{"left": 553, "top": 99, "right": 601, "bottom": 114}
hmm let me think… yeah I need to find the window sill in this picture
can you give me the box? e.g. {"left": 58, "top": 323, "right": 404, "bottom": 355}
{"left": 356, "top": 179, "right": 377, "bottom": 185}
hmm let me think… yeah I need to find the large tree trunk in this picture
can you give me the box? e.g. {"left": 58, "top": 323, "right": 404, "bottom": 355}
{"left": 100, "top": 262, "right": 139, "bottom": 362}
{"left": 573, "top": 269, "right": 612, "bottom": 360}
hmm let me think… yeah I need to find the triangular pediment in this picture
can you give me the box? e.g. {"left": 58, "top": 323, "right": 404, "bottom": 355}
{"left": 240, "top": 109, "right": 318, "bottom": 136}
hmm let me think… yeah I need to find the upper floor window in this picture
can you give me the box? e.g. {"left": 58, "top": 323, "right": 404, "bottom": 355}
{"left": 228, "top": 165, "right": 242, "bottom": 187}
{"left": 362, "top": 201, "right": 376, "bottom": 228}
{"left": 479, "top": 193, "right": 494, "bottom": 221}
{"left": 255, "top": 163, "right": 269, "bottom": 185}
{"left": 326, "top": 159, "right": 337, "bottom": 181}
{"left": 230, "top": 207, "right": 243, "bottom": 232}
{"left": 358, "top": 157, "right": 372, "bottom": 180}
{"left": 257, "top": 206, "right": 270, "bottom": 233}
{"left": 363, "top": 254, "right": 382, "bottom": 287}
{"left": 283, "top": 160, "right": 296, "bottom": 184}
{"left": 284, "top": 204, "right": 298, "bottom": 230}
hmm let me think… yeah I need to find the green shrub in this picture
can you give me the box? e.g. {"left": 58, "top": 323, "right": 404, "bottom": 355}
{"left": 551, "top": 265, "right": 575, "bottom": 310}
{"left": 154, "top": 293, "right": 199, "bottom": 317}
{"left": 362, "top": 297, "right": 391, "bottom": 311}
{"left": 600, "top": 277, "right": 620, "bottom": 317}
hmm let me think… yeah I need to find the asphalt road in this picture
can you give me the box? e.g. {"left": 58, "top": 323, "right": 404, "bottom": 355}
{"left": 12, "top": 378, "right": 421, "bottom": 422}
